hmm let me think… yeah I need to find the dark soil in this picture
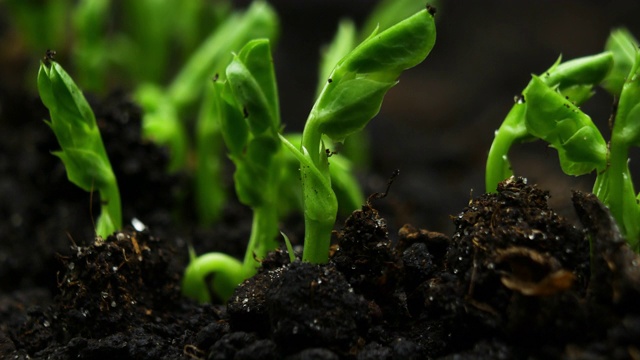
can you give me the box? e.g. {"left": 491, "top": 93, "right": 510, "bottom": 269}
{"left": 1, "top": 90, "right": 640, "bottom": 359}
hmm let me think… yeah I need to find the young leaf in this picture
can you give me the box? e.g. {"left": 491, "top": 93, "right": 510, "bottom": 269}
{"left": 543, "top": 52, "right": 614, "bottom": 90}
{"left": 221, "top": 39, "right": 281, "bottom": 208}
{"left": 331, "top": 8, "right": 436, "bottom": 82}
{"left": 524, "top": 76, "right": 607, "bottom": 176}
{"left": 314, "top": 78, "right": 396, "bottom": 142}
{"left": 485, "top": 52, "right": 613, "bottom": 192}
{"left": 307, "top": 8, "right": 436, "bottom": 149}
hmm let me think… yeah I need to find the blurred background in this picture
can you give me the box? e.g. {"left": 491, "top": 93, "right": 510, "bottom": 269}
{"left": 1, "top": 0, "right": 640, "bottom": 235}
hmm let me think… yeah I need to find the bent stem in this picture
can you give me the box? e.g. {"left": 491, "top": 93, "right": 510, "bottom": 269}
{"left": 485, "top": 103, "right": 527, "bottom": 192}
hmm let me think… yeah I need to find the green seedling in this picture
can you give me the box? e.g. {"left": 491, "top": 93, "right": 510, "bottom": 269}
{"left": 485, "top": 52, "right": 613, "bottom": 192}
{"left": 486, "top": 29, "right": 640, "bottom": 250}
{"left": 281, "top": 7, "right": 437, "bottom": 263}
{"left": 37, "top": 54, "right": 122, "bottom": 239}
{"left": 183, "top": 7, "right": 436, "bottom": 301}
{"left": 183, "top": 39, "right": 283, "bottom": 302}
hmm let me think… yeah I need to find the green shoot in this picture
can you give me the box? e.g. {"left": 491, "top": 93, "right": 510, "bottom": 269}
{"left": 315, "top": 1, "right": 436, "bottom": 170}
{"left": 595, "top": 31, "right": 640, "bottom": 250}
{"left": 486, "top": 29, "right": 640, "bottom": 250}
{"left": 183, "top": 39, "right": 283, "bottom": 302}
{"left": 37, "top": 55, "right": 122, "bottom": 239}
{"left": 485, "top": 52, "right": 614, "bottom": 192}
{"left": 281, "top": 8, "right": 437, "bottom": 264}
{"left": 282, "top": 232, "right": 296, "bottom": 264}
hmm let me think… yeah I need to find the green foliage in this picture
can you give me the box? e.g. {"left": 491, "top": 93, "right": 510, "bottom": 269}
{"left": 183, "top": 8, "right": 437, "bottom": 301}
{"left": 137, "top": 1, "right": 278, "bottom": 173}
{"left": 37, "top": 59, "right": 121, "bottom": 238}
{"left": 485, "top": 29, "right": 640, "bottom": 250}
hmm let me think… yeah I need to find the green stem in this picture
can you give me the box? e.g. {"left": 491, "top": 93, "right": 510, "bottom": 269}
{"left": 242, "top": 205, "right": 279, "bottom": 276}
{"left": 301, "top": 215, "right": 335, "bottom": 263}
{"left": 97, "top": 183, "right": 122, "bottom": 238}
{"left": 301, "top": 118, "right": 323, "bottom": 166}
{"left": 485, "top": 104, "right": 527, "bottom": 192}
{"left": 182, "top": 251, "right": 244, "bottom": 303}
{"left": 607, "top": 140, "right": 627, "bottom": 225}
{"left": 300, "top": 117, "right": 338, "bottom": 264}
{"left": 606, "top": 139, "right": 640, "bottom": 249}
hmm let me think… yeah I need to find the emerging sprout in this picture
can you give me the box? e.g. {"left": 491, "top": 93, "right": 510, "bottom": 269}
{"left": 183, "top": 39, "right": 283, "bottom": 302}
{"left": 281, "top": 8, "right": 437, "bottom": 263}
{"left": 38, "top": 56, "right": 122, "bottom": 238}
{"left": 486, "top": 29, "right": 640, "bottom": 250}
{"left": 183, "top": 8, "right": 438, "bottom": 301}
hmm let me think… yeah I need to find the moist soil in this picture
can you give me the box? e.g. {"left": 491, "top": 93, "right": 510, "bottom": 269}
{"left": 2, "top": 94, "right": 640, "bottom": 359}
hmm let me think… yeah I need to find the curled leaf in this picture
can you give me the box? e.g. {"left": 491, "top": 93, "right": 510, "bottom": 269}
{"left": 524, "top": 76, "right": 607, "bottom": 175}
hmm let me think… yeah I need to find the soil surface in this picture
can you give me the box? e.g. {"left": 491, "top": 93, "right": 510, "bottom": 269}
{"left": 1, "top": 91, "right": 640, "bottom": 359}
